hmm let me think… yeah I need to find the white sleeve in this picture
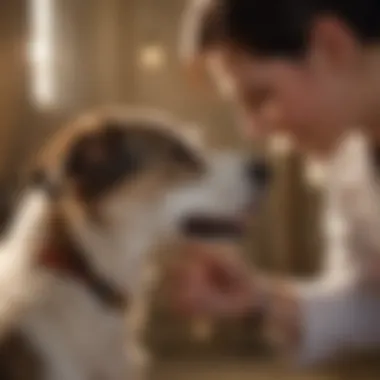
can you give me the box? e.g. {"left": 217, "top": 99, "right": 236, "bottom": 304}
{"left": 319, "top": 184, "right": 352, "bottom": 282}
{"left": 293, "top": 280, "right": 380, "bottom": 367}
{"left": 287, "top": 189, "right": 380, "bottom": 366}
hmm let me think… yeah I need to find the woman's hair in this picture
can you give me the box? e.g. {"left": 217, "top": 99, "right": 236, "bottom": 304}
{"left": 180, "top": 0, "right": 380, "bottom": 60}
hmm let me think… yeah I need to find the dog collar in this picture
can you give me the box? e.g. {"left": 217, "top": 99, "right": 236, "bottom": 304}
{"left": 40, "top": 217, "right": 128, "bottom": 311}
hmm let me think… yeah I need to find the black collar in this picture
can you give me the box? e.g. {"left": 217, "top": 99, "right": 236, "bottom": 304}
{"left": 40, "top": 215, "right": 128, "bottom": 311}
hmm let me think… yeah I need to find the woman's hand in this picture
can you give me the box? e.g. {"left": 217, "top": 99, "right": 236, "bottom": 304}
{"left": 167, "top": 242, "right": 261, "bottom": 319}
{"left": 166, "top": 241, "right": 302, "bottom": 350}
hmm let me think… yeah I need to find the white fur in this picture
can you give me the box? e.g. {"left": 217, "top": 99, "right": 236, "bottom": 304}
{"left": 0, "top": 151, "right": 257, "bottom": 379}
{"left": 160, "top": 151, "right": 258, "bottom": 238}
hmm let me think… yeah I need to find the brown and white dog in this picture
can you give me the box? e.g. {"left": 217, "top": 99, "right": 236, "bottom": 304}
{"left": 0, "top": 107, "right": 268, "bottom": 379}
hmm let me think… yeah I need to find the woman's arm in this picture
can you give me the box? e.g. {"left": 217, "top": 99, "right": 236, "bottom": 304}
{"left": 262, "top": 190, "right": 377, "bottom": 367}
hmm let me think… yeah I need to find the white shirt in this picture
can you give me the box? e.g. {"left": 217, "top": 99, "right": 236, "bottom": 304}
{"left": 294, "top": 132, "right": 380, "bottom": 366}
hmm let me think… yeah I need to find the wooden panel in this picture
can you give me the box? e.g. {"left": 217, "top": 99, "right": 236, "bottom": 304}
{"left": 0, "top": 0, "right": 28, "bottom": 178}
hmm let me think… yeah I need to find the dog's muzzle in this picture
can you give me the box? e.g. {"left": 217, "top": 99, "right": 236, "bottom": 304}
{"left": 180, "top": 158, "right": 272, "bottom": 241}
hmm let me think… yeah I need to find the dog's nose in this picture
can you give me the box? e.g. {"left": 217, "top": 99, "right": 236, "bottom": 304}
{"left": 246, "top": 159, "right": 271, "bottom": 187}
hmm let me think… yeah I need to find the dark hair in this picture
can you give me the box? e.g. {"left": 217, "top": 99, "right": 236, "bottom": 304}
{"left": 183, "top": 0, "right": 380, "bottom": 58}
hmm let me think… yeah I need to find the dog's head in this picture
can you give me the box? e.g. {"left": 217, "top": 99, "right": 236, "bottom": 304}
{"left": 37, "top": 108, "right": 270, "bottom": 294}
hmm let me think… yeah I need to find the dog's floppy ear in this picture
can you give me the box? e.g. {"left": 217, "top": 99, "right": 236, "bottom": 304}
{"left": 64, "top": 125, "right": 141, "bottom": 200}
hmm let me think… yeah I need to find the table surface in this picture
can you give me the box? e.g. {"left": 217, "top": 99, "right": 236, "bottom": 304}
{"left": 151, "top": 358, "right": 380, "bottom": 380}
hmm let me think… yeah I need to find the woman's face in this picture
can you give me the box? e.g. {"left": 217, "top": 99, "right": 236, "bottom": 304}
{"left": 208, "top": 37, "right": 367, "bottom": 155}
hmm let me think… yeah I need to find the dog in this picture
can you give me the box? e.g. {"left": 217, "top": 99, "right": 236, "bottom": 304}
{"left": 0, "top": 107, "right": 269, "bottom": 379}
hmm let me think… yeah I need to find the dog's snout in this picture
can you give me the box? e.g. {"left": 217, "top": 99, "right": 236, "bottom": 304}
{"left": 246, "top": 159, "right": 271, "bottom": 187}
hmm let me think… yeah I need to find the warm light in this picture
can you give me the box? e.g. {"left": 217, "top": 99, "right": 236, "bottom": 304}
{"left": 29, "top": 0, "right": 56, "bottom": 109}
{"left": 268, "top": 134, "right": 293, "bottom": 157}
{"left": 304, "top": 158, "right": 327, "bottom": 188}
{"left": 139, "top": 44, "right": 166, "bottom": 71}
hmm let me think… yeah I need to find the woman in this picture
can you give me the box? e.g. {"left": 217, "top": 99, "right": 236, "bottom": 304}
{"left": 172, "top": 0, "right": 380, "bottom": 367}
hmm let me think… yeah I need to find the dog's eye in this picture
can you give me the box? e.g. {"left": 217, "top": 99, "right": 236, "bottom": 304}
{"left": 171, "top": 144, "right": 190, "bottom": 163}
{"left": 170, "top": 143, "right": 202, "bottom": 172}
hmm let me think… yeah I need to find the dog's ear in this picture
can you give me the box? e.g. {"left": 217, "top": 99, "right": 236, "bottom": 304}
{"left": 64, "top": 125, "right": 141, "bottom": 200}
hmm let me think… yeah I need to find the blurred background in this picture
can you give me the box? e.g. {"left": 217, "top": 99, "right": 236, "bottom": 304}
{"left": 0, "top": 0, "right": 329, "bottom": 378}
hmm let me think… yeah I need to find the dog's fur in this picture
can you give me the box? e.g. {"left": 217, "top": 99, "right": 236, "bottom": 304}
{"left": 0, "top": 107, "right": 261, "bottom": 380}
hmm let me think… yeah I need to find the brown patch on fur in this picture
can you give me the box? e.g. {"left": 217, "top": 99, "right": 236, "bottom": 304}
{"left": 32, "top": 109, "right": 203, "bottom": 207}
{"left": 32, "top": 108, "right": 205, "bottom": 227}
{"left": 36, "top": 107, "right": 204, "bottom": 180}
